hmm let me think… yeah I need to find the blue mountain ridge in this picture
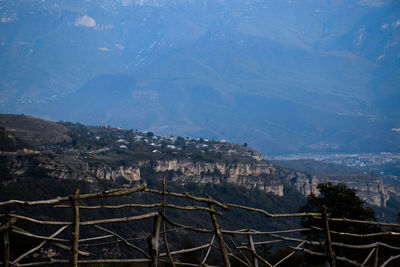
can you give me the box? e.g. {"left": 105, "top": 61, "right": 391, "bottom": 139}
{"left": 0, "top": 0, "right": 399, "bottom": 153}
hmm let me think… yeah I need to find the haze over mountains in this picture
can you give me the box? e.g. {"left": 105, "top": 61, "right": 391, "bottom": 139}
{"left": 1, "top": 0, "right": 399, "bottom": 154}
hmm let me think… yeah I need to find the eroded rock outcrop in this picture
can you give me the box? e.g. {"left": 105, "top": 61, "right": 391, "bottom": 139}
{"left": 1, "top": 152, "right": 141, "bottom": 186}
{"left": 1, "top": 152, "right": 393, "bottom": 207}
{"left": 148, "top": 159, "right": 394, "bottom": 207}
{"left": 307, "top": 174, "right": 391, "bottom": 207}
{"left": 153, "top": 159, "right": 284, "bottom": 196}
{"left": 91, "top": 165, "right": 141, "bottom": 184}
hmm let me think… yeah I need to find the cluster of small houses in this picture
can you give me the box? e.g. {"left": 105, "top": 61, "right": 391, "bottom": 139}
{"left": 108, "top": 130, "right": 263, "bottom": 161}
{"left": 114, "top": 133, "right": 216, "bottom": 152}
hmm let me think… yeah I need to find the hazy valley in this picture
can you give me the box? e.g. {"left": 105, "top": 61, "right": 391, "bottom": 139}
{"left": 1, "top": 0, "right": 399, "bottom": 154}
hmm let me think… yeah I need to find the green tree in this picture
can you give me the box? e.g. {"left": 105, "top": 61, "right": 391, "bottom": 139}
{"left": 299, "top": 183, "right": 379, "bottom": 265}
{"left": 174, "top": 136, "right": 186, "bottom": 148}
{"left": 300, "top": 183, "right": 377, "bottom": 239}
{"left": 300, "top": 183, "right": 376, "bottom": 224}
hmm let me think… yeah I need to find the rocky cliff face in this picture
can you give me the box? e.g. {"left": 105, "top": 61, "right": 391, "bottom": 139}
{"left": 1, "top": 150, "right": 393, "bottom": 207}
{"left": 152, "top": 159, "right": 285, "bottom": 196}
{"left": 90, "top": 165, "right": 141, "bottom": 185}
{"left": 148, "top": 159, "right": 394, "bottom": 207}
{"left": 1, "top": 151, "right": 141, "bottom": 186}
{"left": 308, "top": 174, "right": 392, "bottom": 207}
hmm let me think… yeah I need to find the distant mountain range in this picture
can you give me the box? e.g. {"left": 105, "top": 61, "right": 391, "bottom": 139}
{"left": 0, "top": 0, "right": 399, "bottom": 154}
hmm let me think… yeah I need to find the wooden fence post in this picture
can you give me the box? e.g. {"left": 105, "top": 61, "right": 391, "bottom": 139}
{"left": 323, "top": 208, "right": 336, "bottom": 267}
{"left": 208, "top": 196, "right": 230, "bottom": 267}
{"left": 150, "top": 214, "right": 161, "bottom": 267}
{"left": 162, "top": 176, "right": 176, "bottom": 267}
{"left": 72, "top": 189, "right": 80, "bottom": 267}
{"left": 373, "top": 246, "right": 379, "bottom": 267}
{"left": 248, "top": 230, "right": 259, "bottom": 267}
{"left": 1, "top": 216, "right": 10, "bottom": 267}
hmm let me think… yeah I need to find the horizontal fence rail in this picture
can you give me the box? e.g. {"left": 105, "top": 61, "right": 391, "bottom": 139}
{"left": 1, "top": 177, "right": 400, "bottom": 267}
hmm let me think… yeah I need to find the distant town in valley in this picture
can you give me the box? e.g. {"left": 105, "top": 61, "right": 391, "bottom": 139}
{"left": 266, "top": 152, "right": 400, "bottom": 182}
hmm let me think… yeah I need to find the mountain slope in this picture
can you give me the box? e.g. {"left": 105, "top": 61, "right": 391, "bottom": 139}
{"left": 1, "top": 0, "right": 399, "bottom": 153}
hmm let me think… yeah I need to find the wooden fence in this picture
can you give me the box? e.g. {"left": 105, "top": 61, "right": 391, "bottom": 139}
{"left": 1, "top": 177, "right": 400, "bottom": 267}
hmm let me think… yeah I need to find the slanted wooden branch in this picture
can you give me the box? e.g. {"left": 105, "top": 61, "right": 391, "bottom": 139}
{"left": 248, "top": 230, "right": 259, "bottom": 267}
{"left": 14, "top": 258, "right": 152, "bottom": 266}
{"left": 291, "top": 247, "right": 361, "bottom": 266}
{"left": 160, "top": 213, "right": 213, "bottom": 233}
{"left": 94, "top": 225, "right": 151, "bottom": 259}
{"left": 9, "top": 214, "right": 72, "bottom": 225}
{"left": 79, "top": 234, "right": 113, "bottom": 243}
{"left": 239, "top": 246, "right": 273, "bottom": 267}
{"left": 208, "top": 197, "right": 230, "bottom": 267}
{"left": 159, "top": 243, "right": 211, "bottom": 257}
{"left": 48, "top": 241, "right": 92, "bottom": 257}
{"left": 11, "top": 228, "right": 69, "bottom": 243}
{"left": 79, "top": 233, "right": 152, "bottom": 248}
{"left": 313, "top": 216, "right": 400, "bottom": 228}
{"left": 12, "top": 225, "right": 69, "bottom": 265}
{"left": 201, "top": 235, "right": 216, "bottom": 265}
{"left": 273, "top": 240, "right": 306, "bottom": 267}
{"left": 144, "top": 188, "right": 230, "bottom": 210}
{"left": 0, "top": 185, "right": 146, "bottom": 207}
{"left": 225, "top": 234, "right": 251, "bottom": 266}
{"left": 330, "top": 241, "right": 400, "bottom": 251}
{"left": 312, "top": 226, "right": 400, "bottom": 238}
{"left": 226, "top": 203, "right": 320, "bottom": 217}
{"left": 361, "top": 247, "right": 376, "bottom": 266}
{"left": 54, "top": 202, "right": 222, "bottom": 214}
{"left": 381, "top": 254, "right": 400, "bottom": 267}
{"left": 80, "top": 211, "right": 159, "bottom": 225}
{"left": 158, "top": 259, "right": 219, "bottom": 267}
{"left": 227, "top": 253, "right": 250, "bottom": 266}
{"left": 222, "top": 228, "right": 311, "bottom": 235}
{"left": 54, "top": 203, "right": 163, "bottom": 209}
{"left": 0, "top": 197, "right": 71, "bottom": 207}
